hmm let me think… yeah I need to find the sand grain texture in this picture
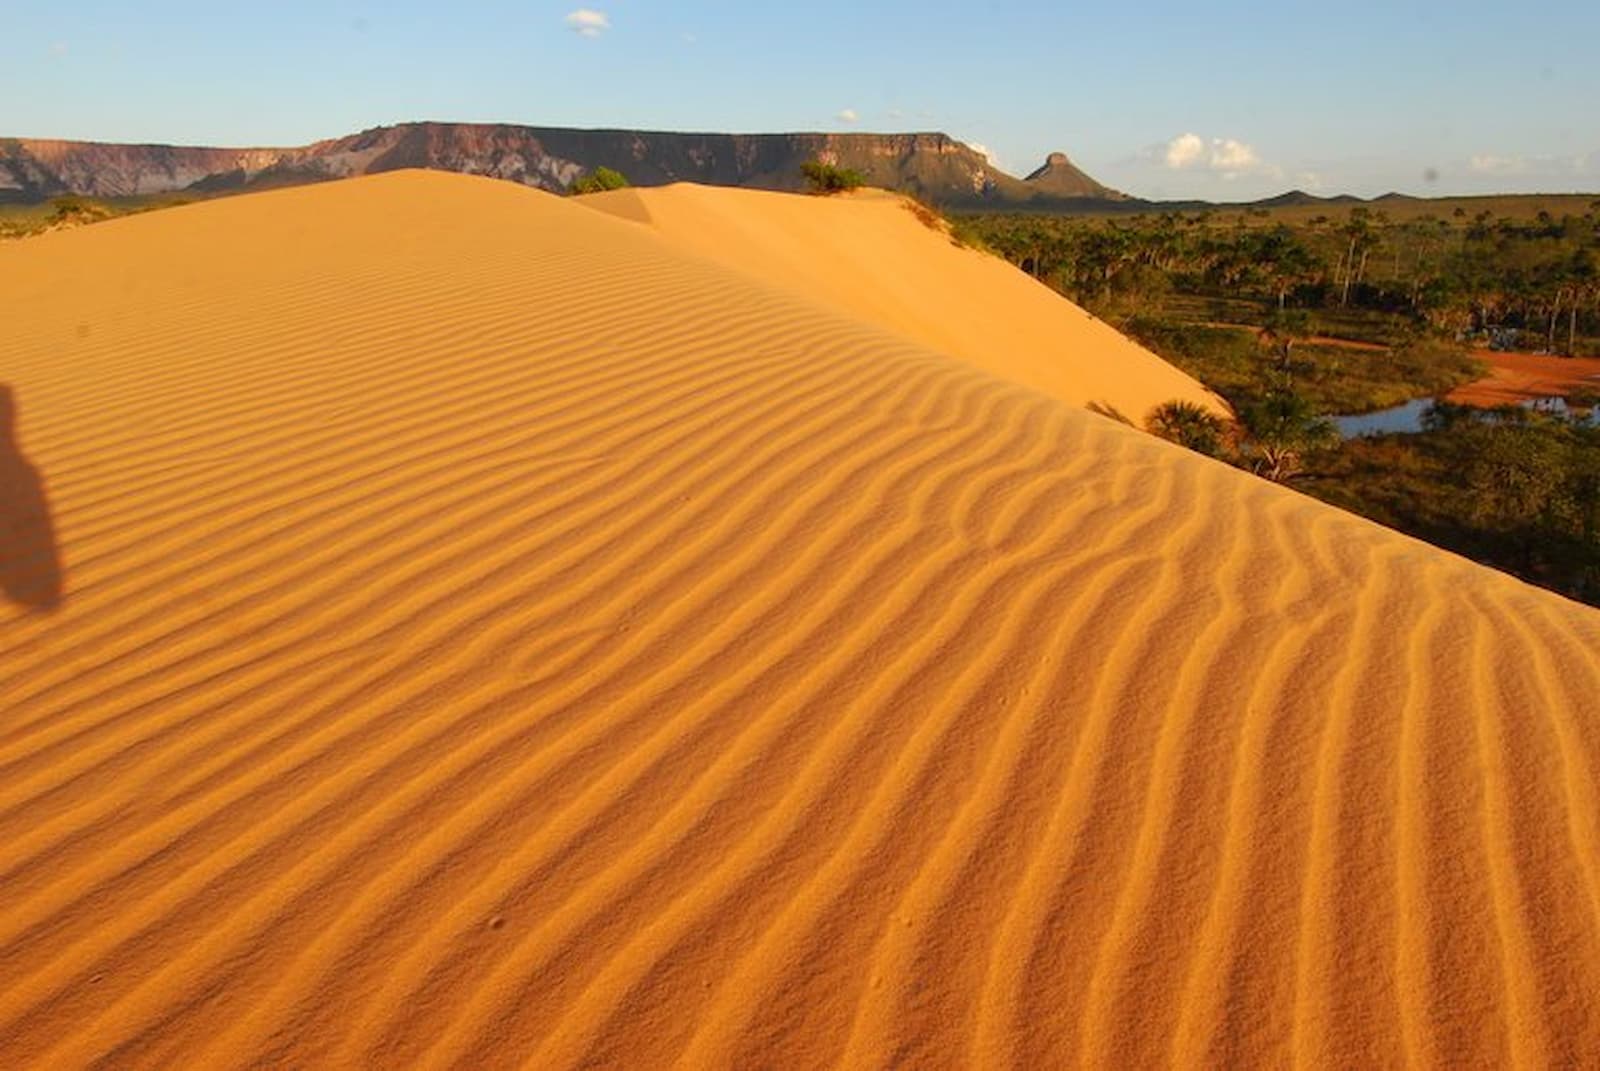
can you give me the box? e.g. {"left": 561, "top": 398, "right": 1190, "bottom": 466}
{"left": 2, "top": 171, "right": 1599, "bottom": 1069}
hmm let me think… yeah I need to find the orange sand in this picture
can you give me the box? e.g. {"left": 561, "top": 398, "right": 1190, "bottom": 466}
{"left": 2, "top": 171, "right": 1598, "bottom": 1069}
{"left": 1448, "top": 348, "right": 1600, "bottom": 407}
{"left": 583, "top": 183, "right": 1228, "bottom": 421}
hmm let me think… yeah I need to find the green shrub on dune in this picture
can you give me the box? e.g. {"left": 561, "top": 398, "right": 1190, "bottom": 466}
{"left": 801, "top": 159, "right": 866, "bottom": 195}
{"left": 568, "top": 167, "right": 631, "bottom": 195}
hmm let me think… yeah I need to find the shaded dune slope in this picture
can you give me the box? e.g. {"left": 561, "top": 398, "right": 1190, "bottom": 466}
{"left": 1, "top": 171, "right": 1598, "bottom": 1068}
{"left": 582, "top": 183, "right": 1225, "bottom": 421}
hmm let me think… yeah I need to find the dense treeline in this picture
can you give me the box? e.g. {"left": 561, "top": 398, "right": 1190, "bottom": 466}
{"left": 1312, "top": 407, "right": 1600, "bottom": 604}
{"left": 955, "top": 203, "right": 1600, "bottom": 355}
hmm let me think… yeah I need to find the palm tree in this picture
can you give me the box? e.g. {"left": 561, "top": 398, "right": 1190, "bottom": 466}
{"left": 1146, "top": 400, "right": 1226, "bottom": 457}
{"left": 1255, "top": 226, "right": 1317, "bottom": 310}
{"left": 1240, "top": 387, "right": 1337, "bottom": 482}
{"left": 1338, "top": 208, "right": 1375, "bottom": 307}
{"left": 1260, "top": 309, "right": 1312, "bottom": 373}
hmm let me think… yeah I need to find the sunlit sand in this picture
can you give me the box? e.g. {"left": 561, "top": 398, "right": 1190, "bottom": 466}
{"left": 2, "top": 171, "right": 1597, "bottom": 1068}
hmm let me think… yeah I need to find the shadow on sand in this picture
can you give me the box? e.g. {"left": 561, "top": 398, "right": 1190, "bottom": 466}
{"left": 1, "top": 385, "right": 62, "bottom": 610}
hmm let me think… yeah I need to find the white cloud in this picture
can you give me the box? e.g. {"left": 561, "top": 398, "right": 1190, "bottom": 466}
{"left": 1157, "top": 132, "right": 1275, "bottom": 178}
{"left": 1164, "top": 133, "right": 1206, "bottom": 169}
{"left": 836, "top": 108, "right": 859, "bottom": 124}
{"left": 1210, "top": 138, "right": 1259, "bottom": 172}
{"left": 564, "top": 9, "right": 610, "bottom": 37}
{"left": 1469, "top": 153, "right": 1528, "bottom": 174}
{"left": 967, "top": 142, "right": 1002, "bottom": 169}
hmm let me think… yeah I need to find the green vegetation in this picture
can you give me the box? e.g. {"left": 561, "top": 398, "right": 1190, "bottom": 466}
{"left": 903, "top": 196, "right": 944, "bottom": 232}
{"left": 801, "top": 159, "right": 867, "bottom": 195}
{"left": 956, "top": 201, "right": 1600, "bottom": 361}
{"left": 958, "top": 201, "right": 1600, "bottom": 607}
{"left": 900, "top": 195, "right": 989, "bottom": 251}
{"left": 1125, "top": 319, "right": 1483, "bottom": 415}
{"left": 1146, "top": 400, "right": 1225, "bottom": 458}
{"left": 1144, "top": 384, "right": 1337, "bottom": 484}
{"left": 0, "top": 192, "right": 191, "bottom": 239}
{"left": 43, "top": 195, "right": 113, "bottom": 227}
{"left": 1140, "top": 377, "right": 1600, "bottom": 605}
{"left": 568, "top": 166, "right": 631, "bottom": 195}
{"left": 0, "top": 199, "right": 68, "bottom": 239}
{"left": 1236, "top": 385, "right": 1339, "bottom": 482}
{"left": 1308, "top": 409, "right": 1600, "bottom": 604}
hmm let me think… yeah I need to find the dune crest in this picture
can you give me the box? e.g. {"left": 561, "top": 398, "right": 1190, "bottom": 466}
{"left": 583, "top": 182, "right": 1226, "bottom": 422}
{"left": 1, "top": 170, "right": 1597, "bottom": 1068}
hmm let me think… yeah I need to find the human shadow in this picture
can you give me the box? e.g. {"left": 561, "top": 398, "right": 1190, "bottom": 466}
{"left": 0, "top": 385, "right": 62, "bottom": 610}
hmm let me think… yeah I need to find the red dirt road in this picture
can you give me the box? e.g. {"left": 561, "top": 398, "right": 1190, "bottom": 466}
{"left": 1446, "top": 349, "right": 1600, "bottom": 407}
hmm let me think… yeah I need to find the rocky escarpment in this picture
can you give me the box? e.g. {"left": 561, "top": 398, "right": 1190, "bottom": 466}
{"left": 1, "top": 123, "right": 1125, "bottom": 207}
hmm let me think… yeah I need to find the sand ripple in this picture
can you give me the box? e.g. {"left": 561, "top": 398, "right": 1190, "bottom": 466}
{"left": 1, "top": 171, "right": 1597, "bottom": 1068}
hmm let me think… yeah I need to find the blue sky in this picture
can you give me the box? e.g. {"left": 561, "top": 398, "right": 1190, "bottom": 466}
{"left": 5, "top": 1, "right": 1598, "bottom": 199}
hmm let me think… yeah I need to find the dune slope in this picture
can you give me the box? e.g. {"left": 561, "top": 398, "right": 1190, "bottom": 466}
{"left": 1, "top": 170, "right": 1598, "bottom": 1069}
{"left": 582, "top": 182, "right": 1225, "bottom": 421}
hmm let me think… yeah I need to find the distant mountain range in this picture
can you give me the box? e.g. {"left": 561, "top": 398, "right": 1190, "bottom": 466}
{"left": 4, "top": 122, "right": 1509, "bottom": 214}
{"left": 1, "top": 121, "right": 1129, "bottom": 208}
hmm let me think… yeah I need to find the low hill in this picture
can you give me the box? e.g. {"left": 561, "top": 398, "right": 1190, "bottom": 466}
{"left": 1, "top": 171, "right": 1597, "bottom": 1068}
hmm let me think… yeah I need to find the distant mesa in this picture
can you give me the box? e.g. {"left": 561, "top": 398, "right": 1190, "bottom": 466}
{"left": 0, "top": 122, "right": 1130, "bottom": 209}
{"left": 7, "top": 124, "right": 1499, "bottom": 216}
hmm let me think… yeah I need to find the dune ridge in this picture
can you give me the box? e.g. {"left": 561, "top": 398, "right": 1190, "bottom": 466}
{"left": 582, "top": 182, "right": 1226, "bottom": 421}
{"left": 1, "top": 170, "right": 1598, "bottom": 1068}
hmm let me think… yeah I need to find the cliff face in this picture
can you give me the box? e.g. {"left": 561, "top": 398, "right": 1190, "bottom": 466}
{"left": 0, "top": 123, "right": 1125, "bottom": 206}
{"left": 6, "top": 140, "right": 287, "bottom": 199}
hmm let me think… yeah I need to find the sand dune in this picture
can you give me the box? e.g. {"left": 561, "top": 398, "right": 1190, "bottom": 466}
{"left": 582, "top": 183, "right": 1226, "bottom": 421}
{"left": 1, "top": 170, "right": 1598, "bottom": 1069}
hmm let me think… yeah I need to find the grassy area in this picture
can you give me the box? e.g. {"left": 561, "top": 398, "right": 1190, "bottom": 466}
{"left": 1123, "top": 317, "right": 1483, "bottom": 415}
{"left": 1295, "top": 340, "right": 1484, "bottom": 412}
{"left": 0, "top": 193, "right": 195, "bottom": 239}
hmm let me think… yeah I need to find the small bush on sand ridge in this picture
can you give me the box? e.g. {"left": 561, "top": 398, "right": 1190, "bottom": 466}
{"left": 569, "top": 167, "right": 631, "bottom": 195}
{"left": 801, "top": 159, "right": 866, "bottom": 195}
{"left": 1147, "top": 400, "right": 1226, "bottom": 457}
